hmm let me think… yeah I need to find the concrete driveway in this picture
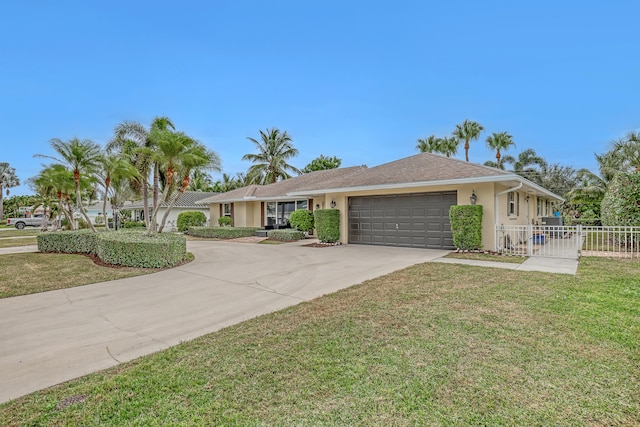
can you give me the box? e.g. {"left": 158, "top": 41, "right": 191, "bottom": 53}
{"left": 0, "top": 240, "right": 447, "bottom": 403}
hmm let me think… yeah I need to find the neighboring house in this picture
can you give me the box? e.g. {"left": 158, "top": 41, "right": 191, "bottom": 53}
{"left": 128, "top": 191, "right": 217, "bottom": 230}
{"left": 198, "top": 153, "right": 563, "bottom": 250}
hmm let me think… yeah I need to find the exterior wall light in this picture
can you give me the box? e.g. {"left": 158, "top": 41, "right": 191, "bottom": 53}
{"left": 330, "top": 200, "right": 337, "bottom": 208}
{"left": 470, "top": 190, "right": 477, "bottom": 205}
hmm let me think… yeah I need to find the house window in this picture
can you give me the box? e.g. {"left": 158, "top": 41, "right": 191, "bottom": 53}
{"left": 265, "top": 200, "right": 308, "bottom": 226}
{"left": 507, "top": 192, "right": 519, "bottom": 217}
{"left": 536, "top": 198, "right": 543, "bottom": 216}
{"left": 223, "top": 203, "right": 231, "bottom": 217}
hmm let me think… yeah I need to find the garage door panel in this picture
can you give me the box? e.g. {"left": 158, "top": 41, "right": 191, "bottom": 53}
{"left": 349, "top": 191, "right": 456, "bottom": 249}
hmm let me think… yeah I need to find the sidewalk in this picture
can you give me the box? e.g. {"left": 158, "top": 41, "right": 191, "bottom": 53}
{"left": 431, "top": 255, "right": 579, "bottom": 275}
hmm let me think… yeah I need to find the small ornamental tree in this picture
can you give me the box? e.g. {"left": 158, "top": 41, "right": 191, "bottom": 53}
{"left": 177, "top": 211, "right": 207, "bottom": 232}
{"left": 449, "top": 205, "right": 483, "bottom": 250}
{"left": 289, "top": 209, "right": 314, "bottom": 233}
{"left": 314, "top": 209, "right": 340, "bottom": 243}
{"left": 601, "top": 172, "right": 640, "bottom": 226}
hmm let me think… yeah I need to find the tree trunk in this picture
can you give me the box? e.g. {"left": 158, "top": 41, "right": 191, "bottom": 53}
{"left": 142, "top": 180, "right": 150, "bottom": 229}
{"left": 0, "top": 184, "right": 4, "bottom": 222}
{"left": 146, "top": 184, "right": 171, "bottom": 236}
{"left": 75, "top": 179, "right": 97, "bottom": 232}
{"left": 465, "top": 141, "right": 470, "bottom": 162}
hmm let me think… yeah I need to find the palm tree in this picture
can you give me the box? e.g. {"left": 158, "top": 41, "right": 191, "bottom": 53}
{"left": 97, "top": 153, "right": 139, "bottom": 231}
{"left": 0, "top": 162, "right": 20, "bottom": 221}
{"left": 188, "top": 169, "right": 214, "bottom": 192}
{"left": 242, "top": 128, "right": 301, "bottom": 184}
{"left": 416, "top": 135, "right": 459, "bottom": 157}
{"left": 147, "top": 129, "right": 221, "bottom": 233}
{"left": 484, "top": 154, "right": 515, "bottom": 170}
{"left": 107, "top": 116, "right": 175, "bottom": 228}
{"left": 510, "top": 148, "right": 548, "bottom": 183}
{"left": 30, "top": 164, "right": 77, "bottom": 230}
{"left": 610, "top": 131, "right": 640, "bottom": 173}
{"left": 35, "top": 138, "right": 102, "bottom": 232}
{"left": 452, "top": 119, "right": 484, "bottom": 162}
{"left": 486, "top": 131, "right": 515, "bottom": 167}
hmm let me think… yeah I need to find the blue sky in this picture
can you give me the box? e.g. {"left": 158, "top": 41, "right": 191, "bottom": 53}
{"left": 2, "top": 1, "right": 639, "bottom": 196}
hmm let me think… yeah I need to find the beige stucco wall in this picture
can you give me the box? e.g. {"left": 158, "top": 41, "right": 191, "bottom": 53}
{"left": 207, "top": 186, "right": 557, "bottom": 251}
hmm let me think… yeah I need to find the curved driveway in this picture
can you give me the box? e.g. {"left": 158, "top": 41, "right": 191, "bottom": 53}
{"left": 0, "top": 240, "right": 447, "bottom": 403}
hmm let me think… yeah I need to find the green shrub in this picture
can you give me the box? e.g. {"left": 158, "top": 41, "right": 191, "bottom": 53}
{"left": 37, "top": 229, "right": 100, "bottom": 254}
{"left": 268, "top": 229, "right": 305, "bottom": 241}
{"left": 77, "top": 218, "right": 90, "bottom": 229}
{"left": 449, "top": 205, "right": 483, "bottom": 250}
{"left": 218, "top": 216, "right": 232, "bottom": 227}
{"left": 314, "top": 209, "right": 340, "bottom": 243}
{"left": 96, "top": 231, "right": 186, "bottom": 268}
{"left": 601, "top": 172, "right": 640, "bottom": 226}
{"left": 177, "top": 211, "right": 207, "bottom": 232}
{"left": 187, "top": 226, "right": 260, "bottom": 239}
{"left": 122, "top": 221, "right": 146, "bottom": 229}
{"left": 289, "top": 209, "right": 314, "bottom": 233}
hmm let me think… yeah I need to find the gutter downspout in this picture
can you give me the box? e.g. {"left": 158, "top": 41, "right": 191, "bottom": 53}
{"left": 494, "top": 182, "right": 523, "bottom": 251}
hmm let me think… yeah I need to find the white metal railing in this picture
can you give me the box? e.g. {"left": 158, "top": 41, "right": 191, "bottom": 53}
{"left": 495, "top": 225, "right": 640, "bottom": 259}
{"left": 496, "top": 225, "right": 579, "bottom": 259}
{"left": 580, "top": 226, "right": 640, "bottom": 259}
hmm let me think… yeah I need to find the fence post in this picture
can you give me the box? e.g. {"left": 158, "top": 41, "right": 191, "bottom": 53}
{"left": 527, "top": 224, "right": 533, "bottom": 256}
{"left": 576, "top": 224, "right": 582, "bottom": 258}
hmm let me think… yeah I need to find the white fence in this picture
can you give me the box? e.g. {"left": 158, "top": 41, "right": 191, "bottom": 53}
{"left": 495, "top": 225, "right": 640, "bottom": 259}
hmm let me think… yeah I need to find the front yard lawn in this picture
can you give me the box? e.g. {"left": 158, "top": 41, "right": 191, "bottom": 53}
{"left": 0, "top": 253, "right": 157, "bottom": 298}
{"left": 0, "top": 237, "right": 37, "bottom": 248}
{"left": 445, "top": 251, "right": 526, "bottom": 264}
{"left": 1, "top": 257, "right": 638, "bottom": 425}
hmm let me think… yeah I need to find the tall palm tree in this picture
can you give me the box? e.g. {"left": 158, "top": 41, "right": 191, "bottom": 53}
{"left": 97, "top": 153, "right": 139, "bottom": 231}
{"left": 147, "top": 129, "right": 221, "bottom": 233}
{"left": 0, "top": 162, "right": 19, "bottom": 221}
{"left": 452, "top": 119, "right": 484, "bottom": 162}
{"left": 242, "top": 128, "right": 301, "bottom": 184}
{"left": 484, "top": 154, "right": 515, "bottom": 170}
{"left": 485, "top": 131, "right": 515, "bottom": 167}
{"left": 35, "top": 138, "right": 102, "bottom": 232}
{"left": 107, "top": 116, "right": 175, "bottom": 228}
{"left": 610, "top": 131, "right": 640, "bottom": 172}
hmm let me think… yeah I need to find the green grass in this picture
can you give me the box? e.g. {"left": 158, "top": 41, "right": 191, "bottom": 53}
{"left": 445, "top": 251, "right": 526, "bottom": 264}
{"left": 0, "top": 237, "right": 37, "bottom": 248}
{"left": 0, "top": 229, "right": 41, "bottom": 238}
{"left": 0, "top": 258, "right": 638, "bottom": 425}
{"left": 0, "top": 253, "right": 159, "bottom": 298}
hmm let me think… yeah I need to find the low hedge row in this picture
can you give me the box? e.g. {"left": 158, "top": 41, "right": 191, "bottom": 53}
{"left": 97, "top": 232, "right": 186, "bottom": 268}
{"left": 187, "top": 226, "right": 260, "bottom": 239}
{"left": 37, "top": 230, "right": 187, "bottom": 268}
{"left": 37, "top": 229, "right": 100, "bottom": 255}
{"left": 268, "top": 229, "right": 305, "bottom": 241}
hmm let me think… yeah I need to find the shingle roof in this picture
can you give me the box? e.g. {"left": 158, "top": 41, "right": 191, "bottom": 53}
{"left": 197, "top": 167, "right": 367, "bottom": 203}
{"left": 309, "top": 153, "right": 511, "bottom": 189}
{"left": 199, "top": 153, "right": 562, "bottom": 203}
{"left": 128, "top": 191, "right": 218, "bottom": 209}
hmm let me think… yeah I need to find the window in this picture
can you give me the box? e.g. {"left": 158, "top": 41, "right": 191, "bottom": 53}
{"left": 265, "top": 200, "right": 308, "bottom": 225}
{"left": 223, "top": 203, "right": 231, "bottom": 217}
{"left": 507, "top": 192, "right": 519, "bottom": 216}
{"left": 536, "top": 198, "right": 543, "bottom": 216}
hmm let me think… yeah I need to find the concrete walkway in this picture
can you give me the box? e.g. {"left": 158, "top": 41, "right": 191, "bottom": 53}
{"left": 432, "top": 255, "right": 579, "bottom": 275}
{"left": 0, "top": 241, "right": 448, "bottom": 404}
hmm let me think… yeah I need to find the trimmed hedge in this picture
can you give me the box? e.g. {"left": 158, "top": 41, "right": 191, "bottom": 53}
{"left": 449, "top": 205, "right": 483, "bottom": 250}
{"left": 218, "top": 216, "right": 232, "bottom": 227}
{"left": 96, "top": 232, "right": 186, "bottom": 268}
{"left": 187, "top": 226, "right": 261, "bottom": 239}
{"left": 268, "top": 229, "right": 306, "bottom": 241}
{"left": 177, "top": 211, "right": 207, "bottom": 232}
{"left": 314, "top": 209, "right": 340, "bottom": 243}
{"left": 37, "top": 229, "right": 187, "bottom": 268}
{"left": 289, "top": 209, "right": 314, "bottom": 233}
{"left": 37, "top": 229, "right": 100, "bottom": 255}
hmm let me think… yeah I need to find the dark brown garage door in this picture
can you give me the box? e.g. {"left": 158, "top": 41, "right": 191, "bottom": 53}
{"left": 348, "top": 191, "right": 457, "bottom": 249}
